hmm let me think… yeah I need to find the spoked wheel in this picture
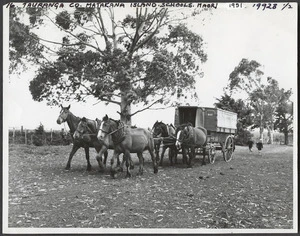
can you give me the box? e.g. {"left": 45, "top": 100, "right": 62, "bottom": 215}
{"left": 207, "top": 145, "right": 216, "bottom": 164}
{"left": 223, "top": 136, "right": 234, "bottom": 162}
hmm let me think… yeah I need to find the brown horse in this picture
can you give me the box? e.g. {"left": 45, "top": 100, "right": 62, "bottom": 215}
{"left": 74, "top": 117, "right": 124, "bottom": 171}
{"left": 56, "top": 105, "right": 107, "bottom": 171}
{"left": 152, "top": 121, "right": 177, "bottom": 166}
{"left": 97, "top": 115, "right": 158, "bottom": 178}
{"left": 175, "top": 123, "right": 207, "bottom": 167}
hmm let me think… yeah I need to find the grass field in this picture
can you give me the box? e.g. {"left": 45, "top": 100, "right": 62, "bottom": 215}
{"left": 7, "top": 143, "right": 295, "bottom": 230}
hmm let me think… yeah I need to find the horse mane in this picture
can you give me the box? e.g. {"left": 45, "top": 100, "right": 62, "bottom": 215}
{"left": 175, "top": 123, "right": 193, "bottom": 134}
{"left": 169, "top": 123, "right": 176, "bottom": 129}
{"left": 153, "top": 121, "right": 169, "bottom": 136}
{"left": 177, "top": 123, "right": 192, "bottom": 129}
{"left": 65, "top": 110, "right": 81, "bottom": 134}
{"left": 105, "top": 117, "right": 125, "bottom": 144}
{"left": 79, "top": 116, "right": 98, "bottom": 133}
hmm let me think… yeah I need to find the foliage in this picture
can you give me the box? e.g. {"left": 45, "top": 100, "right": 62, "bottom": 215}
{"left": 226, "top": 59, "right": 293, "bottom": 143}
{"left": 9, "top": 7, "right": 44, "bottom": 73}
{"left": 9, "top": 7, "right": 208, "bottom": 124}
{"left": 214, "top": 94, "right": 252, "bottom": 145}
{"left": 227, "top": 58, "right": 263, "bottom": 94}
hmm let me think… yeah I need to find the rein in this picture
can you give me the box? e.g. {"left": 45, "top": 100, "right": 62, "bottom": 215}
{"left": 99, "top": 125, "right": 125, "bottom": 136}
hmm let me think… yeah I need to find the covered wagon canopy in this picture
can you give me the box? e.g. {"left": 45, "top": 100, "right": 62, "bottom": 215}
{"left": 174, "top": 106, "right": 237, "bottom": 134}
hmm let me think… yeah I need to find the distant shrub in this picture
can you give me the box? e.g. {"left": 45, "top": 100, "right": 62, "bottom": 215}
{"left": 235, "top": 129, "right": 252, "bottom": 146}
{"left": 32, "top": 123, "right": 46, "bottom": 146}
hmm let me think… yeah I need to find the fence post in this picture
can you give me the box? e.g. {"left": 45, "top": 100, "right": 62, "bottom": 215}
{"left": 21, "top": 125, "right": 23, "bottom": 134}
{"left": 25, "top": 129, "right": 28, "bottom": 145}
{"left": 13, "top": 128, "right": 15, "bottom": 144}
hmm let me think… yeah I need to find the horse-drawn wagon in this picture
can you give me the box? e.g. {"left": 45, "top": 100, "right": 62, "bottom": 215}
{"left": 174, "top": 106, "right": 237, "bottom": 164}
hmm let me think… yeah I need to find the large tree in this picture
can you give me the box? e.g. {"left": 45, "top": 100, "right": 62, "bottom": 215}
{"left": 226, "top": 59, "right": 285, "bottom": 143}
{"left": 9, "top": 6, "right": 208, "bottom": 125}
{"left": 248, "top": 77, "right": 283, "bottom": 143}
{"left": 274, "top": 91, "right": 293, "bottom": 145}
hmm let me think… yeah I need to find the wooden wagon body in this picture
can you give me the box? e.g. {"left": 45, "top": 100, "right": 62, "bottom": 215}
{"left": 174, "top": 106, "right": 237, "bottom": 162}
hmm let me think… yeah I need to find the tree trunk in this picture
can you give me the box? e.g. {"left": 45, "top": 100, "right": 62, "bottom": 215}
{"left": 120, "top": 91, "right": 132, "bottom": 126}
{"left": 284, "top": 131, "right": 289, "bottom": 145}
{"left": 266, "top": 125, "right": 273, "bottom": 144}
{"left": 259, "top": 112, "right": 264, "bottom": 140}
{"left": 259, "top": 127, "right": 264, "bottom": 140}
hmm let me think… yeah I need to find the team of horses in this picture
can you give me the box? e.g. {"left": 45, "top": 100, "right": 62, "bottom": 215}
{"left": 57, "top": 105, "right": 209, "bottom": 178}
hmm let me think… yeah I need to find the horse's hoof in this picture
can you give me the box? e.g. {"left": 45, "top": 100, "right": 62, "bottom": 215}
{"left": 87, "top": 166, "right": 92, "bottom": 171}
{"left": 65, "top": 166, "right": 70, "bottom": 170}
{"left": 154, "top": 167, "right": 158, "bottom": 174}
{"left": 110, "top": 169, "right": 118, "bottom": 178}
{"left": 137, "top": 170, "right": 143, "bottom": 176}
{"left": 111, "top": 173, "right": 118, "bottom": 179}
{"left": 187, "top": 165, "right": 193, "bottom": 168}
{"left": 125, "top": 172, "right": 132, "bottom": 178}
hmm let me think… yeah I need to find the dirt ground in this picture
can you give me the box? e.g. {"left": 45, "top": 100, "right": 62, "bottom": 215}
{"left": 7, "top": 143, "right": 294, "bottom": 230}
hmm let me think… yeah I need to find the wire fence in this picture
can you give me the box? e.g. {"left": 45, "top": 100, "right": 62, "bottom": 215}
{"left": 8, "top": 126, "right": 72, "bottom": 146}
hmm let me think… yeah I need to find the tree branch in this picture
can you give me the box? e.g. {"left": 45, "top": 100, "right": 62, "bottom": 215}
{"left": 130, "top": 98, "right": 163, "bottom": 117}
{"left": 96, "top": 8, "right": 110, "bottom": 49}
{"left": 43, "top": 13, "right": 102, "bottom": 52}
{"left": 134, "top": 9, "right": 168, "bottom": 52}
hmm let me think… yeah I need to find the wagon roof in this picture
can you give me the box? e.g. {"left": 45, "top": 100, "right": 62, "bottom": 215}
{"left": 177, "top": 106, "right": 237, "bottom": 116}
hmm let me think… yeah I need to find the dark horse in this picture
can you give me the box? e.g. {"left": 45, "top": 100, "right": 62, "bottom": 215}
{"left": 97, "top": 115, "right": 158, "bottom": 178}
{"left": 56, "top": 105, "right": 108, "bottom": 171}
{"left": 152, "top": 121, "right": 177, "bottom": 166}
{"left": 74, "top": 117, "right": 123, "bottom": 171}
{"left": 175, "top": 123, "right": 207, "bottom": 167}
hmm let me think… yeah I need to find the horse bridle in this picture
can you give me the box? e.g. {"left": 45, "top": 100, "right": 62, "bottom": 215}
{"left": 152, "top": 126, "right": 162, "bottom": 138}
{"left": 153, "top": 123, "right": 169, "bottom": 138}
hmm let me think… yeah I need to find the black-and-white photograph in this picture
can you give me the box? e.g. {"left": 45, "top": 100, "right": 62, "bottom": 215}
{"left": 2, "top": 1, "right": 297, "bottom": 234}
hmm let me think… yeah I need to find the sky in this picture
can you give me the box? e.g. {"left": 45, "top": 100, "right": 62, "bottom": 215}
{"left": 3, "top": 2, "right": 297, "bottom": 131}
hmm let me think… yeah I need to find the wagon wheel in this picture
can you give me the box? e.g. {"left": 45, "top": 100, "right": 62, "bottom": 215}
{"left": 223, "top": 136, "right": 234, "bottom": 162}
{"left": 207, "top": 145, "right": 216, "bottom": 164}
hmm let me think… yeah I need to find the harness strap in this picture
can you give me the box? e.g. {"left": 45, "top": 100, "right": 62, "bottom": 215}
{"left": 99, "top": 120, "right": 126, "bottom": 145}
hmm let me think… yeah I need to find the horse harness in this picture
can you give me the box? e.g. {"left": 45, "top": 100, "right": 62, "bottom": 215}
{"left": 77, "top": 120, "right": 98, "bottom": 137}
{"left": 100, "top": 120, "right": 126, "bottom": 145}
